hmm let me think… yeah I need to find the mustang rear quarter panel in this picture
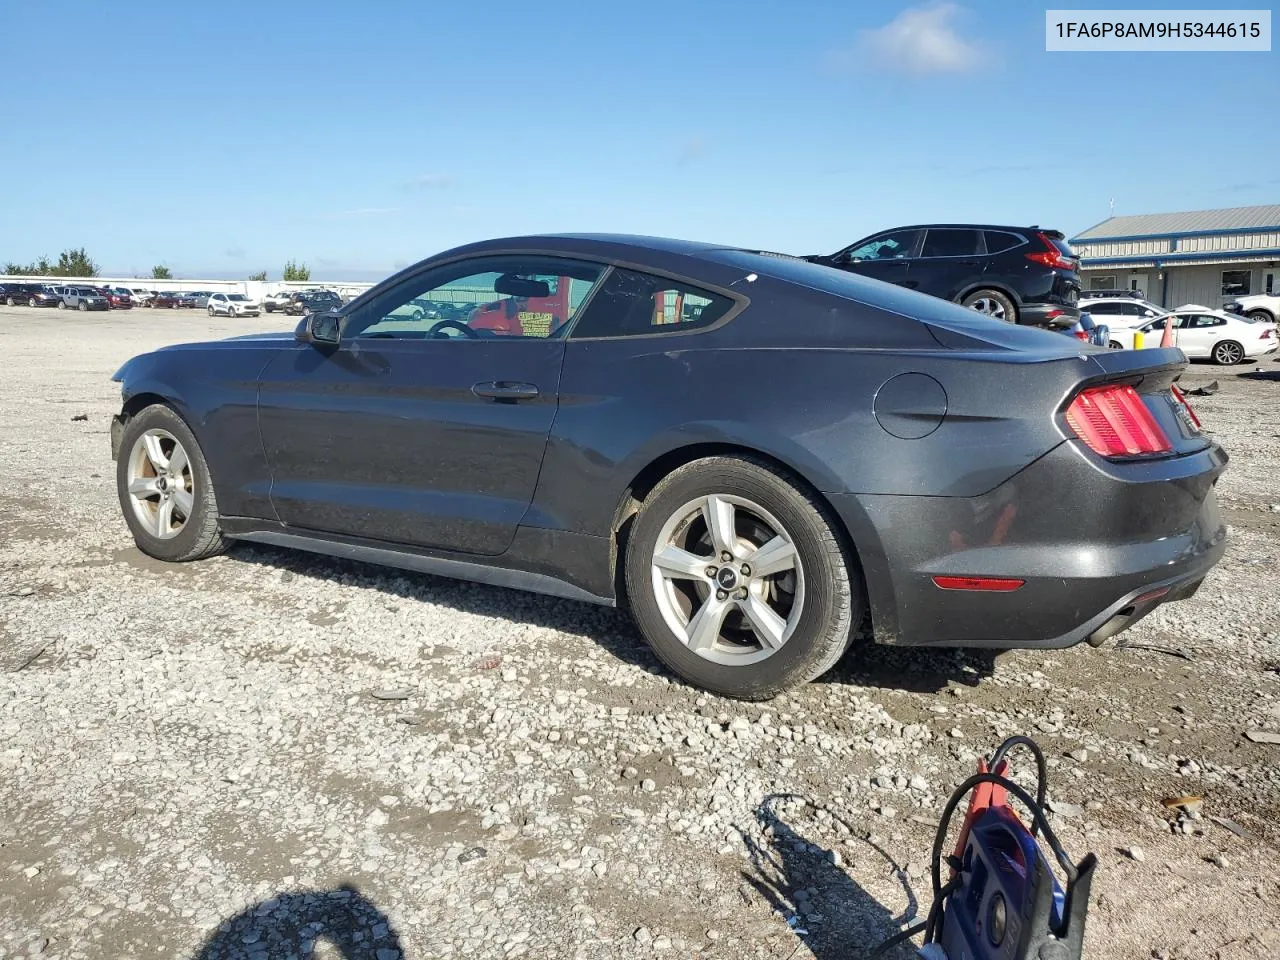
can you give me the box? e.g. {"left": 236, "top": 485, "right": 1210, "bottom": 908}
{"left": 531, "top": 292, "right": 1091, "bottom": 540}
{"left": 116, "top": 342, "right": 285, "bottom": 520}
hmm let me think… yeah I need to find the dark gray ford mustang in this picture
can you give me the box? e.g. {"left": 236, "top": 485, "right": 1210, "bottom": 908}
{"left": 110, "top": 234, "right": 1227, "bottom": 699}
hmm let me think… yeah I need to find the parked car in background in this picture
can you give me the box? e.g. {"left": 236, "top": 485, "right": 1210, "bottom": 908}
{"left": 1108, "top": 307, "right": 1277, "bottom": 362}
{"left": 59, "top": 286, "right": 111, "bottom": 311}
{"left": 208, "top": 293, "right": 261, "bottom": 317}
{"left": 283, "top": 289, "right": 342, "bottom": 316}
{"left": 1225, "top": 291, "right": 1280, "bottom": 325}
{"left": 152, "top": 292, "right": 196, "bottom": 309}
{"left": 1058, "top": 310, "right": 1110, "bottom": 347}
{"left": 107, "top": 233, "right": 1227, "bottom": 699}
{"left": 262, "top": 291, "right": 294, "bottom": 313}
{"left": 1078, "top": 295, "right": 1168, "bottom": 331}
{"left": 5, "top": 283, "right": 63, "bottom": 307}
{"left": 806, "top": 224, "right": 1081, "bottom": 327}
{"left": 127, "top": 288, "right": 156, "bottom": 306}
{"left": 182, "top": 291, "right": 213, "bottom": 308}
{"left": 106, "top": 288, "right": 134, "bottom": 309}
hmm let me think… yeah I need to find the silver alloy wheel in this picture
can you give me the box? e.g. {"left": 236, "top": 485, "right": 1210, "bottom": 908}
{"left": 126, "top": 428, "right": 195, "bottom": 540}
{"left": 650, "top": 494, "right": 805, "bottom": 666}
{"left": 1214, "top": 341, "right": 1243, "bottom": 364}
{"left": 968, "top": 297, "right": 1006, "bottom": 320}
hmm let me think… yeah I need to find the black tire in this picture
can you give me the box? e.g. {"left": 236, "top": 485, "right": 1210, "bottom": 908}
{"left": 116, "top": 404, "right": 227, "bottom": 562}
{"left": 1108, "top": 341, "right": 1123, "bottom": 350}
{"left": 264, "top": 303, "right": 275, "bottom": 313}
{"left": 1212, "top": 340, "right": 1244, "bottom": 365}
{"left": 624, "top": 455, "right": 861, "bottom": 700}
{"left": 28, "top": 297, "right": 37, "bottom": 307}
{"left": 57, "top": 300, "right": 66, "bottom": 309}
{"left": 960, "top": 288, "right": 1018, "bottom": 324}
{"left": 1247, "top": 310, "right": 1274, "bottom": 325}
{"left": 4, "top": 297, "right": 14, "bottom": 306}
{"left": 208, "top": 306, "right": 216, "bottom": 316}
{"left": 78, "top": 300, "right": 87, "bottom": 311}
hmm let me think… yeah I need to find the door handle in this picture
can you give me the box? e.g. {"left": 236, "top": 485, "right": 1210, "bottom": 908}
{"left": 472, "top": 380, "right": 540, "bottom": 401}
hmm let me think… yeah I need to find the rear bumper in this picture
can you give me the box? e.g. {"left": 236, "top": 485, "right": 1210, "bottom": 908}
{"left": 830, "top": 440, "right": 1228, "bottom": 649}
{"left": 1021, "top": 302, "right": 1080, "bottom": 327}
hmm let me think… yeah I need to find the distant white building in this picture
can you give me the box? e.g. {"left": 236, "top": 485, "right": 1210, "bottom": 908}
{"left": 1072, "top": 203, "right": 1280, "bottom": 308}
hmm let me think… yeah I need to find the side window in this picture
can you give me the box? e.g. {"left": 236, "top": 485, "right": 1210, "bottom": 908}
{"left": 345, "top": 256, "right": 604, "bottom": 340}
{"left": 983, "top": 230, "right": 1023, "bottom": 254}
{"left": 570, "top": 268, "right": 735, "bottom": 339}
{"left": 844, "top": 230, "right": 920, "bottom": 262}
{"left": 920, "top": 229, "right": 982, "bottom": 258}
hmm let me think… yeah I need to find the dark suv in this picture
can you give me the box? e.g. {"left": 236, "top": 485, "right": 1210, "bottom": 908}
{"left": 284, "top": 289, "right": 342, "bottom": 316}
{"left": 807, "top": 224, "right": 1081, "bottom": 326}
{"left": 2, "top": 282, "right": 62, "bottom": 307}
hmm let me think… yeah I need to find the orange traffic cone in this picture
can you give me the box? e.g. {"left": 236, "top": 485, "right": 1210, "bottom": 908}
{"left": 1160, "top": 314, "right": 1175, "bottom": 348}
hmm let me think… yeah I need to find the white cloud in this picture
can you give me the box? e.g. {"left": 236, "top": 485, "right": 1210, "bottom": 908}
{"left": 854, "top": 3, "right": 982, "bottom": 76}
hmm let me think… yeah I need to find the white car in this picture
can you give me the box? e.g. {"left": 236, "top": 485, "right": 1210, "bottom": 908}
{"left": 1108, "top": 307, "right": 1277, "bottom": 363}
{"left": 128, "top": 288, "right": 156, "bottom": 306}
{"left": 262, "top": 291, "right": 295, "bottom": 313}
{"left": 1227, "top": 292, "right": 1280, "bottom": 325}
{"left": 1077, "top": 296, "right": 1168, "bottom": 335}
{"left": 207, "top": 292, "right": 261, "bottom": 317}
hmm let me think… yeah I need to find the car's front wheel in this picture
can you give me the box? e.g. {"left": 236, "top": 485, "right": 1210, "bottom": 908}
{"left": 1247, "top": 310, "right": 1274, "bottom": 325}
{"left": 28, "top": 297, "right": 37, "bottom": 307}
{"left": 116, "top": 404, "right": 226, "bottom": 562}
{"left": 1212, "top": 340, "right": 1244, "bottom": 365}
{"left": 78, "top": 301, "right": 87, "bottom": 311}
{"left": 208, "top": 306, "right": 216, "bottom": 316}
{"left": 960, "top": 289, "right": 1017, "bottom": 323}
{"left": 624, "top": 455, "right": 860, "bottom": 700}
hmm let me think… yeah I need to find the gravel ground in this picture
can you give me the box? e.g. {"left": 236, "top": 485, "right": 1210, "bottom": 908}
{"left": 2, "top": 306, "right": 1278, "bottom": 960}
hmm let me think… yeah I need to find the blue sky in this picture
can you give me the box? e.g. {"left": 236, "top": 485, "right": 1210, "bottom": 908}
{"left": 2, "top": 1, "right": 1276, "bottom": 279}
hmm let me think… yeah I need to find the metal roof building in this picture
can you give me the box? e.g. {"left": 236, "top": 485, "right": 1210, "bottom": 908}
{"left": 1071, "top": 203, "right": 1280, "bottom": 308}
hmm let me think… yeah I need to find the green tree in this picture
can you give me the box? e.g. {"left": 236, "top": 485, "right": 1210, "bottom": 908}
{"left": 282, "top": 260, "right": 310, "bottom": 282}
{"left": 248, "top": 270, "right": 268, "bottom": 281}
{"left": 152, "top": 265, "right": 173, "bottom": 280}
{"left": 5, "top": 256, "right": 54, "bottom": 276}
{"left": 55, "top": 247, "right": 98, "bottom": 277}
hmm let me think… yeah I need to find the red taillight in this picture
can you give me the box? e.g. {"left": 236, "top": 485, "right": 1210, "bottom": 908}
{"left": 1073, "top": 330, "right": 1089, "bottom": 341}
{"left": 1260, "top": 328, "right": 1273, "bottom": 339}
{"left": 1065, "top": 384, "right": 1172, "bottom": 457}
{"left": 1169, "top": 384, "right": 1201, "bottom": 429}
{"left": 1025, "top": 232, "right": 1078, "bottom": 271}
{"left": 932, "top": 576, "right": 1025, "bottom": 592}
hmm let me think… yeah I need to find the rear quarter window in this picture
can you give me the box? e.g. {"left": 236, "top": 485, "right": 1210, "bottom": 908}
{"left": 983, "top": 230, "right": 1023, "bottom": 254}
{"left": 569, "top": 268, "right": 735, "bottom": 338}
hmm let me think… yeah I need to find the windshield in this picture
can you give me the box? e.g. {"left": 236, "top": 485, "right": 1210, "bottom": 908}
{"left": 228, "top": 294, "right": 248, "bottom": 301}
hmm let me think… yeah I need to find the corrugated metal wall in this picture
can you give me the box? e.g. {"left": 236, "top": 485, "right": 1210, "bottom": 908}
{"left": 1082, "top": 265, "right": 1271, "bottom": 308}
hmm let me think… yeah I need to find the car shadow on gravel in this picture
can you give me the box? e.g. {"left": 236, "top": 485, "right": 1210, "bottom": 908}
{"left": 1239, "top": 369, "right": 1280, "bottom": 382}
{"left": 232, "top": 544, "right": 997, "bottom": 695}
{"left": 190, "top": 884, "right": 402, "bottom": 959}
{"left": 739, "top": 794, "right": 919, "bottom": 959}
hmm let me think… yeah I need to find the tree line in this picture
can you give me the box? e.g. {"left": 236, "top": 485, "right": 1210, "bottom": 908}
{"left": 4, "top": 249, "right": 311, "bottom": 282}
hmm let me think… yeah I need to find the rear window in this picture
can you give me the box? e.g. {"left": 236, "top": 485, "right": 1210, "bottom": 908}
{"left": 920, "top": 229, "right": 982, "bottom": 258}
{"left": 983, "top": 230, "right": 1023, "bottom": 254}
{"left": 570, "top": 268, "right": 734, "bottom": 338}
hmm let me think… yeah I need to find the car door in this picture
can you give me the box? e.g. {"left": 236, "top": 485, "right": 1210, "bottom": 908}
{"left": 1176, "top": 314, "right": 1223, "bottom": 357}
{"left": 256, "top": 254, "right": 607, "bottom": 556}
{"left": 830, "top": 229, "right": 921, "bottom": 288}
{"left": 915, "top": 227, "right": 984, "bottom": 298}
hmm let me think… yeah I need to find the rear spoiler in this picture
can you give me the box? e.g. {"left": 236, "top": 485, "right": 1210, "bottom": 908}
{"left": 1083, "top": 346, "right": 1186, "bottom": 383}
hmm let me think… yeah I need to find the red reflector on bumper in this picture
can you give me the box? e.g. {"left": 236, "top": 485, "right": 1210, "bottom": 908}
{"left": 1132, "top": 586, "right": 1171, "bottom": 605}
{"left": 931, "top": 576, "right": 1026, "bottom": 592}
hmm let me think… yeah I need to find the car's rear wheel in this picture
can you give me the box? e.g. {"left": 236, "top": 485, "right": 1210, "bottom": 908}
{"left": 28, "top": 297, "right": 37, "bottom": 307}
{"left": 624, "top": 455, "right": 860, "bottom": 700}
{"left": 117, "top": 404, "right": 227, "bottom": 562}
{"left": 960, "top": 289, "right": 1017, "bottom": 323}
{"left": 1108, "top": 340, "right": 1123, "bottom": 350}
{"left": 5, "top": 297, "right": 14, "bottom": 306}
{"left": 1212, "top": 340, "right": 1244, "bottom": 365}
{"left": 1247, "top": 310, "right": 1274, "bottom": 325}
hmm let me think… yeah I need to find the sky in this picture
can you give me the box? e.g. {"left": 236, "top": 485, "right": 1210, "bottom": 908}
{"left": 1, "top": 0, "right": 1277, "bottom": 280}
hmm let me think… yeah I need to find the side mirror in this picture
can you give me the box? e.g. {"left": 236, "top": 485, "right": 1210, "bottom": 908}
{"left": 295, "top": 310, "right": 341, "bottom": 345}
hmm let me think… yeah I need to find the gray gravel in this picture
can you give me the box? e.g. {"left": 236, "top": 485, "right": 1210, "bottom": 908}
{"left": 2, "top": 307, "right": 1279, "bottom": 959}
